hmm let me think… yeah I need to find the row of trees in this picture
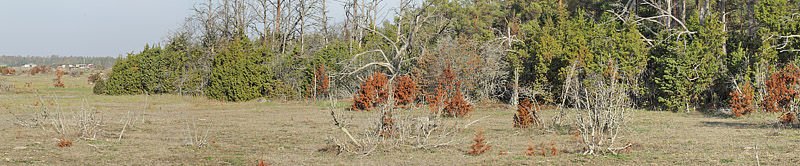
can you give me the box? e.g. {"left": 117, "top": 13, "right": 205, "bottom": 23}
{"left": 0, "top": 55, "right": 115, "bottom": 68}
{"left": 100, "top": 0, "right": 798, "bottom": 115}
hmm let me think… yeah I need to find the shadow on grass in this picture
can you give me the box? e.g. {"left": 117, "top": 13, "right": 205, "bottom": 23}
{"left": 698, "top": 121, "right": 781, "bottom": 129}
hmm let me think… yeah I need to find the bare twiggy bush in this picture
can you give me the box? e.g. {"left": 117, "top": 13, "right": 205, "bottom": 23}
{"left": 330, "top": 105, "right": 468, "bottom": 156}
{"left": 10, "top": 92, "right": 107, "bottom": 145}
{"left": 568, "top": 68, "right": 631, "bottom": 155}
{"left": 182, "top": 117, "right": 211, "bottom": 147}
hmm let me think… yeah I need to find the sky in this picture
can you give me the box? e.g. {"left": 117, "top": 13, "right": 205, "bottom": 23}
{"left": 0, "top": 0, "right": 402, "bottom": 57}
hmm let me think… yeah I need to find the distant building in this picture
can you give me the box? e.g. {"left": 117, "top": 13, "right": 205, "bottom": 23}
{"left": 23, "top": 63, "right": 37, "bottom": 68}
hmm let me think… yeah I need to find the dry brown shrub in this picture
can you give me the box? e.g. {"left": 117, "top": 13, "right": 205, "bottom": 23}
{"left": 1, "top": 67, "right": 15, "bottom": 75}
{"left": 255, "top": 155, "right": 271, "bottom": 166}
{"left": 729, "top": 83, "right": 755, "bottom": 118}
{"left": 378, "top": 111, "right": 395, "bottom": 138}
{"left": 762, "top": 64, "right": 800, "bottom": 113}
{"left": 761, "top": 64, "right": 800, "bottom": 124}
{"left": 428, "top": 84, "right": 447, "bottom": 113}
{"left": 393, "top": 74, "right": 418, "bottom": 106}
{"left": 526, "top": 144, "right": 536, "bottom": 156}
{"left": 513, "top": 99, "right": 542, "bottom": 128}
{"left": 351, "top": 72, "right": 389, "bottom": 111}
{"left": 313, "top": 65, "right": 330, "bottom": 97}
{"left": 780, "top": 112, "right": 796, "bottom": 124}
{"left": 57, "top": 137, "right": 72, "bottom": 147}
{"left": 30, "top": 65, "right": 49, "bottom": 75}
{"left": 468, "top": 129, "right": 491, "bottom": 156}
{"left": 53, "top": 69, "right": 67, "bottom": 88}
{"left": 428, "top": 65, "right": 473, "bottom": 117}
{"left": 525, "top": 142, "right": 561, "bottom": 156}
{"left": 88, "top": 73, "right": 103, "bottom": 84}
{"left": 443, "top": 87, "right": 472, "bottom": 117}
{"left": 526, "top": 142, "right": 559, "bottom": 156}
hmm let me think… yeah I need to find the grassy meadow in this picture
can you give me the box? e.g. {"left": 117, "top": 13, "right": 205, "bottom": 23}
{"left": 1, "top": 73, "right": 800, "bottom": 165}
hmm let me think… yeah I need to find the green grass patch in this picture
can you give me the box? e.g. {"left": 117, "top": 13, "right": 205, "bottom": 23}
{"left": 720, "top": 158, "right": 734, "bottom": 163}
{"left": 223, "top": 157, "right": 247, "bottom": 165}
{"left": 314, "top": 100, "right": 350, "bottom": 108}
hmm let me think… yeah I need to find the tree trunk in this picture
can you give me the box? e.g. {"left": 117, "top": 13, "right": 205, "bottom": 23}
{"left": 512, "top": 69, "right": 519, "bottom": 107}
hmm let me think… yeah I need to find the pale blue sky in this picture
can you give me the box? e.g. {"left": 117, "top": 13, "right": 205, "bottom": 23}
{"left": 0, "top": 0, "right": 402, "bottom": 57}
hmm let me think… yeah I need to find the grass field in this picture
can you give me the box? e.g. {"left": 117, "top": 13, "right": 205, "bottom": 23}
{"left": 2, "top": 74, "right": 800, "bottom": 165}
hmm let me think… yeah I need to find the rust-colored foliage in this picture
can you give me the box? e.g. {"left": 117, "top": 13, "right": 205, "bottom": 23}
{"left": 30, "top": 65, "right": 48, "bottom": 75}
{"left": 57, "top": 137, "right": 72, "bottom": 147}
{"left": 53, "top": 69, "right": 67, "bottom": 88}
{"left": 526, "top": 142, "right": 559, "bottom": 156}
{"left": 393, "top": 74, "right": 419, "bottom": 106}
{"left": 624, "top": 142, "right": 633, "bottom": 153}
{"left": 761, "top": 64, "right": 800, "bottom": 125}
{"left": 313, "top": 65, "right": 330, "bottom": 97}
{"left": 513, "top": 99, "right": 542, "bottom": 128}
{"left": 255, "top": 156, "right": 271, "bottom": 166}
{"left": 428, "top": 84, "right": 447, "bottom": 113}
{"left": 379, "top": 111, "right": 395, "bottom": 138}
{"left": 780, "top": 112, "right": 796, "bottom": 124}
{"left": 428, "top": 65, "right": 473, "bottom": 117}
{"left": 443, "top": 87, "right": 473, "bottom": 117}
{"left": 351, "top": 72, "right": 389, "bottom": 111}
{"left": 468, "top": 129, "right": 491, "bottom": 156}
{"left": 526, "top": 145, "right": 536, "bottom": 156}
{"left": 762, "top": 64, "right": 800, "bottom": 113}
{"left": 88, "top": 73, "right": 103, "bottom": 84}
{"left": 1, "top": 67, "right": 15, "bottom": 75}
{"left": 729, "top": 83, "right": 755, "bottom": 118}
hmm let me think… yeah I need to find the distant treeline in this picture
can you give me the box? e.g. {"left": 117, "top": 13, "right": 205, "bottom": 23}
{"left": 0, "top": 55, "right": 116, "bottom": 68}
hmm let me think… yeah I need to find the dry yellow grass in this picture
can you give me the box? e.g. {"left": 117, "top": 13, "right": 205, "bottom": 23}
{"left": 2, "top": 74, "right": 800, "bottom": 165}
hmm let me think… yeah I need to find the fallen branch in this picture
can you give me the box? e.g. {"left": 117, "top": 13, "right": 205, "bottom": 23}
{"left": 331, "top": 111, "right": 361, "bottom": 148}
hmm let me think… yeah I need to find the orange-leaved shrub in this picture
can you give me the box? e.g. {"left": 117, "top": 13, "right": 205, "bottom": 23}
{"left": 729, "top": 83, "right": 755, "bottom": 118}
{"left": 468, "top": 129, "right": 491, "bottom": 156}
{"left": 1, "top": 67, "right": 15, "bottom": 75}
{"left": 313, "top": 65, "right": 330, "bottom": 97}
{"left": 761, "top": 63, "right": 800, "bottom": 124}
{"left": 514, "top": 99, "right": 542, "bottom": 128}
{"left": 53, "top": 68, "right": 67, "bottom": 88}
{"left": 443, "top": 86, "right": 472, "bottom": 117}
{"left": 428, "top": 65, "right": 473, "bottom": 117}
{"left": 57, "top": 137, "right": 72, "bottom": 147}
{"left": 30, "top": 65, "right": 49, "bottom": 75}
{"left": 351, "top": 72, "right": 389, "bottom": 111}
{"left": 393, "top": 74, "right": 418, "bottom": 106}
{"left": 526, "top": 142, "right": 559, "bottom": 156}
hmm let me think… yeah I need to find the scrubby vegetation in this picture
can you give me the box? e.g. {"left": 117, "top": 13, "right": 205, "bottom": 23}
{"left": 6, "top": 0, "right": 800, "bottom": 164}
